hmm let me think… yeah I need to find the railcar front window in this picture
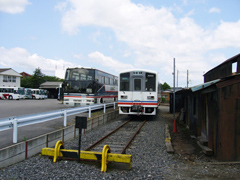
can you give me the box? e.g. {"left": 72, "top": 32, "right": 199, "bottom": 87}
{"left": 145, "top": 73, "right": 156, "bottom": 91}
{"left": 134, "top": 79, "right": 141, "bottom": 91}
{"left": 120, "top": 73, "right": 130, "bottom": 91}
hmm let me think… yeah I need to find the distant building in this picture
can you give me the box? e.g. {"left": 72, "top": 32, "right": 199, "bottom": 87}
{"left": 39, "top": 81, "right": 63, "bottom": 99}
{"left": 20, "top": 72, "right": 32, "bottom": 77}
{"left": 161, "top": 89, "right": 171, "bottom": 102}
{"left": 162, "top": 88, "right": 183, "bottom": 103}
{"left": 0, "top": 68, "right": 22, "bottom": 87}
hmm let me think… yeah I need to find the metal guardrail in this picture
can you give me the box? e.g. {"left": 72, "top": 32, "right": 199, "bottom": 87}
{"left": 0, "top": 102, "right": 117, "bottom": 143}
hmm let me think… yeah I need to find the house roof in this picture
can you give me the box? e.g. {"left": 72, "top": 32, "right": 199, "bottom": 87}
{"left": 0, "top": 68, "right": 11, "bottom": 73}
{"left": 20, "top": 72, "right": 32, "bottom": 77}
{"left": 0, "top": 68, "right": 22, "bottom": 76}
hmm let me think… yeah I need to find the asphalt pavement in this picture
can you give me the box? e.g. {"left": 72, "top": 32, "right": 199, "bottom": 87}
{"left": 0, "top": 99, "right": 75, "bottom": 149}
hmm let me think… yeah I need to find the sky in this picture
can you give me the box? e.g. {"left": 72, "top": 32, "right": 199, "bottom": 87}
{"left": 0, "top": 0, "right": 240, "bottom": 87}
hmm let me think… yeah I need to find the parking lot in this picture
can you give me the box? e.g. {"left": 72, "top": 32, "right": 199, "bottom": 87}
{"left": 0, "top": 99, "right": 75, "bottom": 149}
{"left": 0, "top": 99, "right": 68, "bottom": 119}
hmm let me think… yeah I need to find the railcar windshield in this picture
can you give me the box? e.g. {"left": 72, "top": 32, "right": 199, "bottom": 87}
{"left": 145, "top": 73, "right": 156, "bottom": 91}
{"left": 134, "top": 79, "right": 142, "bottom": 91}
{"left": 120, "top": 73, "right": 130, "bottom": 91}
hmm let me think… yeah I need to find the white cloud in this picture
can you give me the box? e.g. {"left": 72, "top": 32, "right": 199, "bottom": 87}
{"left": 56, "top": 0, "right": 240, "bottom": 86}
{"left": 210, "top": 20, "right": 240, "bottom": 49}
{"left": 54, "top": 1, "right": 68, "bottom": 12}
{"left": 0, "top": 0, "right": 31, "bottom": 14}
{"left": 209, "top": 7, "right": 221, "bottom": 13}
{"left": 88, "top": 51, "right": 134, "bottom": 72}
{"left": 0, "top": 47, "right": 76, "bottom": 76}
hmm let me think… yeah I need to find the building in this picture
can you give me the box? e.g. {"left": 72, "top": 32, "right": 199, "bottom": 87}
{"left": 39, "top": 81, "right": 63, "bottom": 99}
{"left": 178, "top": 53, "right": 240, "bottom": 161}
{"left": 0, "top": 68, "right": 22, "bottom": 87}
{"left": 161, "top": 89, "right": 171, "bottom": 102}
{"left": 20, "top": 72, "right": 32, "bottom": 77}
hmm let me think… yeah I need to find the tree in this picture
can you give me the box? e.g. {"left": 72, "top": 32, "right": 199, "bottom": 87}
{"left": 21, "top": 68, "right": 64, "bottom": 88}
{"left": 31, "top": 68, "right": 45, "bottom": 88}
{"left": 43, "top": 75, "right": 63, "bottom": 82}
{"left": 160, "top": 82, "right": 171, "bottom": 91}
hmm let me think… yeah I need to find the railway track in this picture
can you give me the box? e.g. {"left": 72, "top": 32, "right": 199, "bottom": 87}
{"left": 85, "top": 120, "right": 146, "bottom": 154}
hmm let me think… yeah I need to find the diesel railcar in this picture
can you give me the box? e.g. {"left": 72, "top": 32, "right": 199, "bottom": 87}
{"left": 118, "top": 69, "right": 159, "bottom": 115}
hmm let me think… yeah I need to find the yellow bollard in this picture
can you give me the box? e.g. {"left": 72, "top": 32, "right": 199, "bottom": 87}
{"left": 53, "top": 140, "right": 64, "bottom": 163}
{"left": 101, "top": 145, "right": 110, "bottom": 172}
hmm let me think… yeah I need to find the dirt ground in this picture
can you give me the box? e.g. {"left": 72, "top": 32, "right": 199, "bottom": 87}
{"left": 159, "top": 105, "right": 240, "bottom": 180}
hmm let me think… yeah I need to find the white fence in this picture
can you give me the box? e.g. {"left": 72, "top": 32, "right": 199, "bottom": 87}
{"left": 0, "top": 102, "right": 117, "bottom": 143}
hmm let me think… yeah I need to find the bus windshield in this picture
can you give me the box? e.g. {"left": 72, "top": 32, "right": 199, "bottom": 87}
{"left": 18, "top": 87, "right": 25, "bottom": 95}
{"left": 64, "top": 69, "right": 96, "bottom": 94}
{"left": 65, "top": 69, "right": 94, "bottom": 81}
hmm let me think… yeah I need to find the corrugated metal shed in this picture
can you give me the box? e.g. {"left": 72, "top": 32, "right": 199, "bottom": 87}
{"left": 190, "top": 79, "right": 220, "bottom": 92}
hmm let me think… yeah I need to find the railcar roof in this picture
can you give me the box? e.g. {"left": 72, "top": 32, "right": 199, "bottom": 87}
{"left": 119, "top": 69, "right": 157, "bottom": 74}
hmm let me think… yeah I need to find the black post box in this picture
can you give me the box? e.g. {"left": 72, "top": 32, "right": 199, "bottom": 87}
{"left": 75, "top": 116, "right": 87, "bottom": 162}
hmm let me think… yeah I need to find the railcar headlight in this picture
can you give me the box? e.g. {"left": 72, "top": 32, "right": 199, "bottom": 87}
{"left": 147, "top": 96, "right": 154, "bottom": 100}
{"left": 121, "top": 95, "right": 127, "bottom": 99}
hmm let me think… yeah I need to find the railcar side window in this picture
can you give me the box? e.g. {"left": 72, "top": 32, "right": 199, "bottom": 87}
{"left": 134, "top": 79, "right": 142, "bottom": 91}
{"left": 120, "top": 73, "right": 130, "bottom": 91}
{"left": 145, "top": 73, "right": 156, "bottom": 91}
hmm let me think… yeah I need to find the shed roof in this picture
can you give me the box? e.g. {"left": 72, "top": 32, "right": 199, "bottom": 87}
{"left": 40, "top": 81, "right": 63, "bottom": 89}
{"left": 190, "top": 79, "right": 220, "bottom": 92}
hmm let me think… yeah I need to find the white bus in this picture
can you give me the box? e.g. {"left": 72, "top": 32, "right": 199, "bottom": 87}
{"left": 118, "top": 69, "right": 159, "bottom": 115}
{"left": 41, "top": 89, "right": 48, "bottom": 99}
{"left": 24, "top": 88, "right": 32, "bottom": 99}
{"left": 63, "top": 67, "right": 118, "bottom": 106}
{"left": 0, "top": 87, "right": 25, "bottom": 100}
{"left": 31, "top": 89, "right": 44, "bottom": 99}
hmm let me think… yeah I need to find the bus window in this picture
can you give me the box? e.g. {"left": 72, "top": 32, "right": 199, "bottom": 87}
{"left": 110, "top": 78, "right": 113, "bottom": 85}
{"left": 105, "top": 77, "right": 109, "bottom": 84}
{"left": 120, "top": 73, "right": 130, "bottom": 91}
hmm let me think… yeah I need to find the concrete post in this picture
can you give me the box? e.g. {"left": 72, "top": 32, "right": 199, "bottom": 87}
{"left": 13, "top": 118, "right": 18, "bottom": 143}
{"left": 89, "top": 106, "right": 91, "bottom": 118}
{"left": 63, "top": 110, "right": 67, "bottom": 127}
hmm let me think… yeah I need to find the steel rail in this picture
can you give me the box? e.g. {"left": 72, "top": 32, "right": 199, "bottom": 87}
{"left": 121, "top": 120, "right": 146, "bottom": 154}
{"left": 85, "top": 120, "right": 130, "bottom": 151}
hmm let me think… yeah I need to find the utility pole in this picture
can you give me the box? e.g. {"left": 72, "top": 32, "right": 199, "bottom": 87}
{"left": 173, "top": 58, "right": 175, "bottom": 119}
{"left": 177, "top": 70, "right": 179, "bottom": 88}
{"left": 187, "top": 70, "right": 189, "bottom": 88}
